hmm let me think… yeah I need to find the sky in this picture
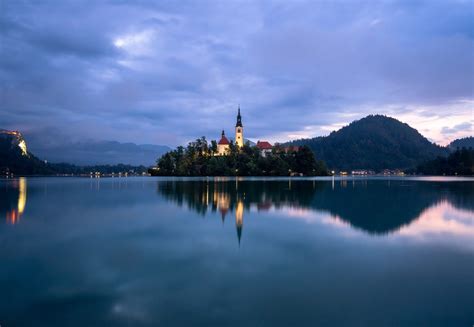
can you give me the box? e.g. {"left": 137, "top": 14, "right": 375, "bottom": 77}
{"left": 1, "top": 0, "right": 473, "bottom": 147}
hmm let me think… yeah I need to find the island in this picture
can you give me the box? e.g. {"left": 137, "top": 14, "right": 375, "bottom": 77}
{"left": 150, "top": 108, "right": 328, "bottom": 176}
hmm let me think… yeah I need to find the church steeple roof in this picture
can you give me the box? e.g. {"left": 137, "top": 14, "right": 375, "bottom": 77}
{"left": 235, "top": 105, "right": 243, "bottom": 127}
{"left": 218, "top": 130, "right": 230, "bottom": 145}
{"left": 236, "top": 223, "right": 242, "bottom": 246}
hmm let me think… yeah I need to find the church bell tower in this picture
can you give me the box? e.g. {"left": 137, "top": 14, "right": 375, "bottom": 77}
{"left": 235, "top": 106, "right": 244, "bottom": 147}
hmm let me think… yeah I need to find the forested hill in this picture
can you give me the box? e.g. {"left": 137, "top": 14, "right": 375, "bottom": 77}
{"left": 286, "top": 115, "right": 448, "bottom": 171}
{"left": 449, "top": 137, "right": 474, "bottom": 150}
{"left": 0, "top": 130, "right": 53, "bottom": 175}
{"left": 0, "top": 130, "right": 147, "bottom": 175}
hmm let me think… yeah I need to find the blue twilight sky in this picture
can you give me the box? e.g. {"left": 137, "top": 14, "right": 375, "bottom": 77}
{"left": 1, "top": 0, "right": 473, "bottom": 147}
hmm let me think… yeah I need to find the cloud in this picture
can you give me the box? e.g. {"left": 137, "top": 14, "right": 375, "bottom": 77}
{"left": 442, "top": 122, "right": 473, "bottom": 135}
{"left": 0, "top": 0, "right": 473, "bottom": 148}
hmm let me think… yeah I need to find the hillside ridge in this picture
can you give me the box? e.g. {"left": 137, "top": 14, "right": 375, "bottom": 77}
{"left": 285, "top": 115, "right": 449, "bottom": 170}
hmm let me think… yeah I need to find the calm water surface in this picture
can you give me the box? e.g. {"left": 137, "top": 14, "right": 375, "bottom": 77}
{"left": 1, "top": 177, "right": 473, "bottom": 326}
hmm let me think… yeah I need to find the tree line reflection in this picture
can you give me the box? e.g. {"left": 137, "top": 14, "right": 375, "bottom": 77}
{"left": 1, "top": 177, "right": 472, "bottom": 241}
{"left": 157, "top": 178, "right": 474, "bottom": 242}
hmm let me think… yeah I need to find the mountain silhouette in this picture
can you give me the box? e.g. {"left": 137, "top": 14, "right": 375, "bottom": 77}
{"left": 286, "top": 115, "right": 448, "bottom": 170}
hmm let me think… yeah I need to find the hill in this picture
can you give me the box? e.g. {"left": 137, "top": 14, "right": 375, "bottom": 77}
{"left": 0, "top": 130, "right": 53, "bottom": 175}
{"left": 449, "top": 137, "right": 474, "bottom": 150}
{"left": 0, "top": 130, "right": 150, "bottom": 175}
{"left": 286, "top": 115, "right": 448, "bottom": 171}
{"left": 29, "top": 140, "right": 170, "bottom": 166}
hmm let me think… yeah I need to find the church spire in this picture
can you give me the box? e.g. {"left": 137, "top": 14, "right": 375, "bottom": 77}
{"left": 236, "top": 105, "right": 243, "bottom": 127}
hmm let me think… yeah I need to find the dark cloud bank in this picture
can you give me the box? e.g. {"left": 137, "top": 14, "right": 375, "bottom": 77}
{"left": 1, "top": 0, "right": 473, "bottom": 160}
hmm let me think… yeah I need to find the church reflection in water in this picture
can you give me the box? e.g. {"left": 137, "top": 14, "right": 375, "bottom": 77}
{"left": 2, "top": 177, "right": 27, "bottom": 224}
{"left": 1, "top": 177, "right": 472, "bottom": 242}
{"left": 211, "top": 180, "right": 244, "bottom": 243}
{"left": 166, "top": 178, "right": 248, "bottom": 244}
{"left": 157, "top": 178, "right": 474, "bottom": 244}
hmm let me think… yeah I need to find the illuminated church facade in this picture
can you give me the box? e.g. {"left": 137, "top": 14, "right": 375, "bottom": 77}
{"left": 217, "top": 107, "right": 244, "bottom": 155}
{"left": 216, "top": 106, "right": 276, "bottom": 157}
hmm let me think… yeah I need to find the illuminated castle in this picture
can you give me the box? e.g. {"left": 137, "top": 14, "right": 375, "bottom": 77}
{"left": 0, "top": 129, "right": 28, "bottom": 156}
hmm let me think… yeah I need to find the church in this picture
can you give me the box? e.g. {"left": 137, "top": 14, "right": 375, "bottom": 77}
{"left": 216, "top": 106, "right": 275, "bottom": 156}
{"left": 217, "top": 106, "right": 244, "bottom": 155}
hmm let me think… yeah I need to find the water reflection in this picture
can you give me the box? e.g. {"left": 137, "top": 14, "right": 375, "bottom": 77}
{"left": 0, "top": 177, "right": 472, "bottom": 326}
{"left": 395, "top": 199, "right": 474, "bottom": 248}
{"left": 157, "top": 178, "right": 474, "bottom": 241}
{"left": 1, "top": 177, "right": 27, "bottom": 224}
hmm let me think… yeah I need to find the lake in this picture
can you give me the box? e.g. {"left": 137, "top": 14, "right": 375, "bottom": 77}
{"left": 1, "top": 176, "right": 473, "bottom": 326}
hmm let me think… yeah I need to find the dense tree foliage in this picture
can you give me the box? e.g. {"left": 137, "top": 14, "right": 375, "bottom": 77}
{"left": 448, "top": 137, "right": 474, "bottom": 150}
{"left": 415, "top": 148, "right": 474, "bottom": 176}
{"left": 152, "top": 137, "right": 328, "bottom": 176}
{"left": 286, "top": 115, "right": 448, "bottom": 171}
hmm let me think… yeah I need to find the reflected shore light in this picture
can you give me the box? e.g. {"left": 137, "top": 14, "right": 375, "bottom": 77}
{"left": 6, "top": 177, "right": 27, "bottom": 224}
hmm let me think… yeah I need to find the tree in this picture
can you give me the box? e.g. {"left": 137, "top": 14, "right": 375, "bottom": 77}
{"left": 415, "top": 148, "right": 474, "bottom": 176}
{"left": 210, "top": 140, "right": 218, "bottom": 155}
{"left": 152, "top": 138, "right": 329, "bottom": 176}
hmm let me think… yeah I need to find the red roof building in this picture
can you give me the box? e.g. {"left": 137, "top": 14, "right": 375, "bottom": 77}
{"left": 218, "top": 131, "right": 230, "bottom": 145}
{"left": 256, "top": 141, "right": 272, "bottom": 150}
{"left": 257, "top": 141, "right": 273, "bottom": 157}
{"left": 282, "top": 146, "right": 300, "bottom": 153}
{"left": 217, "top": 130, "right": 230, "bottom": 156}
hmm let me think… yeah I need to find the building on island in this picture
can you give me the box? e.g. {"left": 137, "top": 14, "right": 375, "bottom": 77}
{"left": 217, "top": 130, "right": 230, "bottom": 155}
{"left": 235, "top": 106, "right": 244, "bottom": 147}
{"left": 215, "top": 106, "right": 245, "bottom": 156}
{"left": 282, "top": 145, "right": 300, "bottom": 153}
{"left": 256, "top": 141, "right": 273, "bottom": 157}
{"left": 215, "top": 107, "right": 273, "bottom": 157}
